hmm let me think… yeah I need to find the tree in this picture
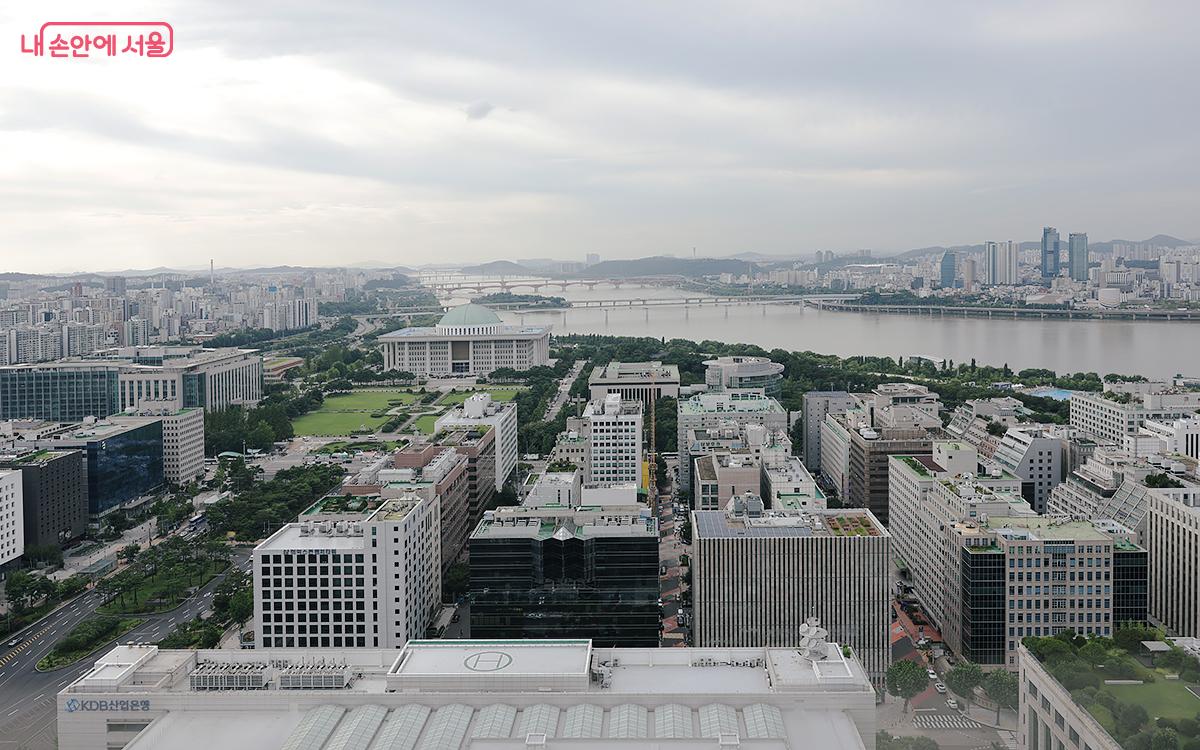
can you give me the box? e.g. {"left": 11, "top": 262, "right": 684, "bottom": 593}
{"left": 1118, "top": 702, "right": 1150, "bottom": 737}
{"left": 1151, "top": 728, "right": 1181, "bottom": 750}
{"left": 886, "top": 660, "right": 929, "bottom": 712}
{"left": 983, "top": 669, "right": 1019, "bottom": 723}
{"left": 443, "top": 563, "right": 470, "bottom": 601}
{"left": 118, "top": 543, "right": 141, "bottom": 563}
{"left": 945, "top": 661, "right": 985, "bottom": 706}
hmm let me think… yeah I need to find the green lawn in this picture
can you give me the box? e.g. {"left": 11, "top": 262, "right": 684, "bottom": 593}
{"left": 292, "top": 390, "right": 421, "bottom": 436}
{"left": 1108, "top": 679, "right": 1200, "bottom": 721}
{"left": 98, "top": 561, "right": 227, "bottom": 615}
{"left": 439, "top": 388, "right": 522, "bottom": 405}
{"left": 315, "top": 439, "right": 405, "bottom": 454}
{"left": 410, "top": 415, "right": 440, "bottom": 434}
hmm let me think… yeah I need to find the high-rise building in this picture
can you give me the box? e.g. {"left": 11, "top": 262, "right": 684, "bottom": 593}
{"left": 1070, "top": 388, "right": 1200, "bottom": 444}
{"left": 118, "top": 409, "right": 205, "bottom": 485}
{"left": 103, "top": 276, "right": 127, "bottom": 296}
{"left": 939, "top": 251, "right": 957, "bottom": 288}
{"left": 1041, "top": 226, "right": 1061, "bottom": 279}
{"left": 801, "top": 391, "right": 856, "bottom": 471}
{"left": 385, "top": 445, "right": 470, "bottom": 571}
{"left": 378, "top": 304, "right": 551, "bottom": 377}
{"left": 469, "top": 504, "right": 660, "bottom": 647}
{"left": 990, "top": 426, "right": 1066, "bottom": 513}
{"left": 566, "top": 395, "right": 643, "bottom": 488}
{"left": 692, "top": 495, "right": 891, "bottom": 689}
{"left": 1068, "top": 232, "right": 1089, "bottom": 282}
{"left": 253, "top": 494, "right": 441, "bottom": 649}
{"left": 961, "top": 258, "right": 977, "bottom": 291}
{"left": 432, "top": 426, "right": 496, "bottom": 531}
{"left": 676, "top": 392, "right": 788, "bottom": 493}
{"left": 0, "top": 449, "right": 87, "bottom": 548}
{"left": 33, "top": 418, "right": 165, "bottom": 516}
{"left": 0, "top": 470, "right": 24, "bottom": 567}
{"left": 888, "top": 445, "right": 1146, "bottom": 667}
{"left": 435, "top": 393, "right": 517, "bottom": 490}
{"left": 1144, "top": 484, "right": 1200, "bottom": 636}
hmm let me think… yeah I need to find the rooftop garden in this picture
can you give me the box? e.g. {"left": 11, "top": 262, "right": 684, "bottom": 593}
{"left": 1025, "top": 625, "right": 1200, "bottom": 749}
{"left": 898, "top": 455, "right": 932, "bottom": 477}
{"left": 1146, "top": 473, "right": 1186, "bottom": 489}
{"left": 546, "top": 460, "right": 579, "bottom": 473}
{"left": 828, "top": 515, "right": 880, "bottom": 536}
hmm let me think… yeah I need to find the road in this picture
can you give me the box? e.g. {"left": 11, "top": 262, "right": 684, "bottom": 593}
{"left": 544, "top": 359, "right": 585, "bottom": 421}
{"left": 0, "top": 550, "right": 251, "bottom": 750}
{"left": 656, "top": 457, "right": 690, "bottom": 647}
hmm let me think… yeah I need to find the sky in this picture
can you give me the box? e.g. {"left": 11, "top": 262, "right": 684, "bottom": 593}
{"left": 2, "top": 0, "right": 1198, "bottom": 273}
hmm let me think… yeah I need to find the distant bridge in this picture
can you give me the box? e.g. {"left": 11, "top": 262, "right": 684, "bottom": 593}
{"left": 808, "top": 299, "right": 1200, "bottom": 322}
{"left": 420, "top": 276, "right": 689, "bottom": 295}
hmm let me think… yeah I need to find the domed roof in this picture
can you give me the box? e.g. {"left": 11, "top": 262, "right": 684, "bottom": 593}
{"left": 437, "top": 303, "right": 502, "bottom": 328}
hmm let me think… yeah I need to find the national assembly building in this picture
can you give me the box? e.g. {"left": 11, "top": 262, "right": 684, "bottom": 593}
{"left": 378, "top": 304, "right": 550, "bottom": 377}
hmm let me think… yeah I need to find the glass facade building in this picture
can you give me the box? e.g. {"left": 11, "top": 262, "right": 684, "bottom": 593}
{"left": 80, "top": 422, "right": 165, "bottom": 514}
{"left": 470, "top": 529, "right": 659, "bottom": 647}
{"left": 0, "top": 366, "right": 121, "bottom": 422}
{"left": 959, "top": 546, "right": 1006, "bottom": 665}
{"left": 1113, "top": 546, "right": 1148, "bottom": 626}
{"left": 1041, "top": 226, "right": 1061, "bottom": 278}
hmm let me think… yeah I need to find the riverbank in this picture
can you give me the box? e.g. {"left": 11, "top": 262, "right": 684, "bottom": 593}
{"left": 806, "top": 299, "right": 1200, "bottom": 322}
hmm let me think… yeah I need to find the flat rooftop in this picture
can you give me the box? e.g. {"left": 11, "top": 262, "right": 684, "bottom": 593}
{"left": 472, "top": 506, "right": 658, "bottom": 541}
{"left": 679, "top": 392, "right": 786, "bottom": 415}
{"left": 694, "top": 509, "right": 886, "bottom": 538}
{"left": 255, "top": 523, "right": 367, "bottom": 551}
{"left": 589, "top": 361, "right": 681, "bottom": 383}
{"left": 392, "top": 639, "right": 592, "bottom": 680}
{"left": 987, "top": 515, "right": 1114, "bottom": 541}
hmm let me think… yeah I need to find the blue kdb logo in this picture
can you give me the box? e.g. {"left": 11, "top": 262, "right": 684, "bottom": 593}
{"left": 65, "top": 699, "right": 80, "bottom": 713}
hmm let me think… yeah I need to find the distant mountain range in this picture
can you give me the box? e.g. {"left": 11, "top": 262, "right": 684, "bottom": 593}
{"left": 574, "top": 256, "right": 758, "bottom": 278}
{"left": 460, "top": 260, "right": 533, "bottom": 276}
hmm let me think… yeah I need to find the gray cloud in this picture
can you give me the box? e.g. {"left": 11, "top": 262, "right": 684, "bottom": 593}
{"left": 464, "top": 101, "right": 495, "bottom": 121}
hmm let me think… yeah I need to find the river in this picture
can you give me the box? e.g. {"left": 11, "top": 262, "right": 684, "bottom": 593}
{"left": 445, "top": 284, "right": 1199, "bottom": 379}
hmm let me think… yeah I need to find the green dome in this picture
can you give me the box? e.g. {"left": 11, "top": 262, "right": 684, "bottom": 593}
{"left": 438, "top": 303, "right": 502, "bottom": 327}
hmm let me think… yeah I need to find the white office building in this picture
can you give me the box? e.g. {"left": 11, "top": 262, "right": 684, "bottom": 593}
{"left": 802, "top": 391, "right": 857, "bottom": 471}
{"left": 703, "top": 356, "right": 785, "bottom": 395}
{"left": 677, "top": 391, "right": 788, "bottom": 492}
{"left": 1125, "top": 416, "right": 1200, "bottom": 461}
{"left": 436, "top": 393, "right": 518, "bottom": 489}
{"left": 1070, "top": 388, "right": 1200, "bottom": 445}
{"left": 587, "top": 361, "right": 680, "bottom": 407}
{"left": 378, "top": 304, "right": 550, "bottom": 376}
{"left": 1145, "top": 484, "right": 1200, "bottom": 636}
{"left": 253, "top": 494, "right": 440, "bottom": 650}
{"left": 990, "top": 426, "right": 1065, "bottom": 513}
{"left": 692, "top": 495, "right": 891, "bottom": 690}
{"left": 573, "top": 394, "right": 643, "bottom": 487}
{"left": 0, "top": 470, "right": 23, "bottom": 567}
{"left": 58, "top": 638, "right": 879, "bottom": 750}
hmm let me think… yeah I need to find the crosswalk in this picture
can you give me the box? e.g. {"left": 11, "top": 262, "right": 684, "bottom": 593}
{"left": 913, "top": 712, "right": 982, "bottom": 730}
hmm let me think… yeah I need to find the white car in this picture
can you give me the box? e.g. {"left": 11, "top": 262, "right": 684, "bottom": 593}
{"left": 946, "top": 698, "right": 959, "bottom": 710}
{"left": 926, "top": 668, "right": 937, "bottom": 680}
{"left": 934, "top": 682, "right": 947, "bottom": 694}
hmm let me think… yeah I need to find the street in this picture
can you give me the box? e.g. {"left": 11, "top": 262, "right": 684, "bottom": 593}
{"left": 0, "top": 550, "right": 251, "bottom": 750}
{"left": 655, "top": 457, "right": 689, "bottom": 647}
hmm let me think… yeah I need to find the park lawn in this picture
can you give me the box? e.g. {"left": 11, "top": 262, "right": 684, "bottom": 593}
{"left": 1107, "top": 679, "right": 1200, "bottom": 721}
{"left": 410, "top": 415, "right": 440, "bottom": 434}
{"left": 322, "top": 390, "right": 419, "bottom": 411}
{"left": 98, "top": 561, "right": 228, "bottom": 615}
{"left": 292, "top": 410, "right": 390, "bottom": 436}
{"left": 439, "top": 388, "right": 523, "bottom": 405}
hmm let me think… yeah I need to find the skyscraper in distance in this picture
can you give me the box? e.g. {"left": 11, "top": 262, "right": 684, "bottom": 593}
{"left": 1069, "top": 232, "right": 1089, "bottom": 282}
{"left": 983, "top": 240, "right": 1019, "bottom": 285}
{"left": 939, "top": 251, "right": 957, "bottom": 288}
{"left": 1041, "top": 226, "right": 1060, "bottom": 279}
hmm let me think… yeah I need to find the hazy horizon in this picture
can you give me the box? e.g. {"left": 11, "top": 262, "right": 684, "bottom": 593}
{"left": 3, "top": 1, "right": 1200, "bottom": 273}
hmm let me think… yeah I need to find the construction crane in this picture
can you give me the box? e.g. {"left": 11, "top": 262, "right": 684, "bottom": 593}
{"left": 648, "top": 365, "right": 656, "bottom": 515}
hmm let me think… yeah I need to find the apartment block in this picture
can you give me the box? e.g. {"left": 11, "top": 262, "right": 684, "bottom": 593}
{"left": 254, "top": 494, "right": 441, "bottom": 649}
{"left": 692, "top": 495, "right": 891, "bottom": 690}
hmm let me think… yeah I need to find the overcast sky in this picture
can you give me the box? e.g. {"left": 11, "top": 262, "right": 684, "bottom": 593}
{"left": 2, "top": 1, "right": 1198, "bottom": 273}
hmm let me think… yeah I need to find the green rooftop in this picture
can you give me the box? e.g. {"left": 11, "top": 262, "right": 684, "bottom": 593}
{"left": 987, "top": 515, "right": 1112, "bottom": 540}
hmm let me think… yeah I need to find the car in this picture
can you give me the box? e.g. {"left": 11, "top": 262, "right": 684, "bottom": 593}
{"left": 450, "top": 614, "right": 461, "bottom": 623}
{"left": 934, "top": 682, "right": 947, "bottom": 694}
{"left": 6, "top": 637, "right": 21, "bottom": 648}
{"left": 926, "top": 668, "right": 937, "bottom": 679}
{"left": 946, "top": 698, "right": 959, "bottom": 710}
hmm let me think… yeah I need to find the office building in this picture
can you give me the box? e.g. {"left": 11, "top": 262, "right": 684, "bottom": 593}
{"left": 378, "top": 304, "right": 550, "bottom": 377}
{"left": 692, "top": 496, "right": 891, "bottom": 689}
{"left": 802, "top": 391, "right": 856, "bottom": 471}
{"left": 846, "top": 421, "right": 934, "bottom": 525}
{"left": 888, "top": 446, "right": 1146, "bottom": 667}
{"left": 1045, "top": 447, "right": 1162, "bottom": 531}
{"left": 58, "top": 638, "right": 878, "bottom": 750}
{"left": 470, "top": 504, "right": 659, "bottom": 647}
{"left": 703, "top": 356, "right": 785, "bottom": 395}
{"left": 1068, "top": 232, "right": 1089, "bottom": 282}
{"left": 523, "top": 468, "right": 582, "bottom": 507}
{"left": 763, "top": 455, "right": 827, "bottom": 511}
{"left": 1144, "top": 484, "right": 1200, "bottom": 636}
{"left": 1041, "top": 226, "right": 1060, "bottom": 279}
{"left": 0, "top": 449, "right": 87, "bottom": 548}
{"left": 0, "top": 470, "right": 23, "bottom": 567}
{"left": 385, "top": 444, "right": 471, "bottom": 571}
{"left": 566, "top": 395, "right": 644, "bottom": 488}
{"left": 118, "top": 408, "right": 204, "bottom": 485}
{"left": 587, "top": 361, "right": 680, "bottom": 407}
{"left": 1069, "top": 388, "right": 1200, "bottom": 444}
{"left": 103, "top": 276, "right": 127, "bottom": 296}
{"left": 34, "top": 418, "right": 165, "bottom": 516}
{"left": 435, "top": 393, "right": 517, "bottom": 490}
{"left": 984, "top": 240, "right": 1019, "bottom": 285}
{"left": 0, "top": 346, "right": 263, "bottom": 421}
{"left": 940, "top": 251, "right": 957, "bottom": 288}
{"left": 961, "top": 258, "right": 976, "bottom": 291}
{"left": 1018, "top": 643, "right": 1123, "bottom": 750}
{"left": 434, "top": 426, "right": 496, "bottom": 531}
{"left": 254, "top": 494, "right": 440, "bottom": 649}
{"left": 693, "top": 452, "right": 761, "bottom": 511}
{"left": 677, "top": 391, "right": 787, "bottom": 492}
{"left": 990, "top": 426, "right": 1065, "bottom": 513}
{"left": 1125, "top": 415, "right": 1200, "bottom": 461}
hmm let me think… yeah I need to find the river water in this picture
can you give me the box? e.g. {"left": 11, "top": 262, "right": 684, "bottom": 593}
{"left": 446, "top": 284, "right": 1199, "bottom": 379}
